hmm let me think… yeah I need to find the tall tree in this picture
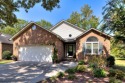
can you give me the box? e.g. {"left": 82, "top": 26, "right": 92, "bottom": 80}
{"left": 101, "top": 0, "right": 125, "bottom": 43}
{"left": 0, "top": 0, "right": 60, "bottom": 27}
{"left": 67, "top": 12, "right": 81, "bottom": 26}
{"left": 0, "top": 19, "right": 28, "bottom": 35}
{"left": 101, "top": 0, "right": 125, "bottom": 58}
{"left": 36, "top": 20, "right": 52, "bottom": 30}
{"left": 67, "top": 4, "right": 99, "bottom": 30}
{"left": 0, "top": 26, "right": 17, "bottom": 36}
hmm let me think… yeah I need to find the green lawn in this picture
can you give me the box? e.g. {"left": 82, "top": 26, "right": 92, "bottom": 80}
{"left": 115, "top": 58, "right": 125, "bottom": 72}
{"left": 0, "top": 60, "right": 13, "bottom": 64}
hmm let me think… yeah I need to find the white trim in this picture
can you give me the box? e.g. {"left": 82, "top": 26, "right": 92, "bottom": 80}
{"left": 10, "top": 22, "right": 65, "bottom": 41}
{"left": 76, "top": 28, "right": 112, "bottom": 39}
{"left": 85, "top": 42, "right": 99, "bottom": 55}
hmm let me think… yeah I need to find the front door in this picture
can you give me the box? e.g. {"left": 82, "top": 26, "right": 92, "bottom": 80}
{"left": 65, "top": 44, "right": 76, "bottom": 57}
{"left": 68, "top": 45, "right": 73, "bottom": 57}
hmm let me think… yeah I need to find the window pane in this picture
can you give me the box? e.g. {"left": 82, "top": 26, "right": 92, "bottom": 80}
{"left": 93, "top": 49, "right": 98, "bottom": 54}
{"left": 87, "top": 37, "right": 98, "bottom": 42}
{"left": 69, "top": 46, "right": 73, "bottom": 52}
{"left": 86, "top": 43, "right": 91, "bottom": 53}
{"left": 93, "top": 43, "right": 98, "bottom": 54}
{"left": 93, "top": 43, "right": 98, "bottom": 49}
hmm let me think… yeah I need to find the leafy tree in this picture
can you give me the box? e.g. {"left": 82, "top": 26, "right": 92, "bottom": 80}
{"left": 101, "top": 0, "right": 125, "bottom": 58}
{"left": 67, "top": 4, "right": 99, "bottom": 30}
{"left": 67, "top": 12, "right": 81, "bottom": 26}
{"left": 101, "top": 0, "right": 125, "bottom": 43}
{"left": 0, "top": 0, "right": 60, "bottom": 27}
{"left": 0, "top": 19, "right": 28, "bottom": 35}
{"left": 111, "top": 39, "right": 125, "bottom": 58}
{"left": 1, "top": 26, "right": 17, "bottom": 36}
{"left": 14, "top": 19, "right": 28, "bottom": 30}
{"left": 36, "top": 20, "right": 52, "bottom": 30}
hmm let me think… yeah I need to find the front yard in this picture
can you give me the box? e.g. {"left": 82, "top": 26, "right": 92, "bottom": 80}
{"left": 115, "top": 58, "right": 125, "bottom": 72}
{"left": 0, "top": 60, "right": 13, "bottom": 64}
{"left": 116, "top": 58, "right": 125, "bottom": 66}
{"left": 40, "top": 56, "right": 125, "bottom": 83}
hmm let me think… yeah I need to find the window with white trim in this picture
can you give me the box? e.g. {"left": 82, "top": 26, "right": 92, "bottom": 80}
{"left": 85, "top": 36, "right": 99, "bottom": 55}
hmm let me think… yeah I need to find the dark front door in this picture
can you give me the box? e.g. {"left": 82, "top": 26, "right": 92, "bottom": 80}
{"left": 68, "top": 45, "right": 73, "bottom": 56}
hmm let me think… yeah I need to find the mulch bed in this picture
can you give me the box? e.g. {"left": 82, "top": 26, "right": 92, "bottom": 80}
{"left": 55, "top": 72, "right": 109, "bottom": 83}
{"left": 39, "top": 65, "right": 125, "bottom": 83}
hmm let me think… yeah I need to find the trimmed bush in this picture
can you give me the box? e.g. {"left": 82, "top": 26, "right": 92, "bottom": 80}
{"left": 107, "top": 56, "right": 115, "bottom": 67}
{"left": 78, "top": 60, "right": 84, "bottom": 65}
{"left": 2, "top": 51, "right": 12, "bottom": 60}
{"left": 65, "top": 68, "right": 76, "bottom": 74}
{"left": 67, "top": 74, "right": 76, "bottom": 80}
{"left": 75, "top": 65, "right": 86, "bottom": 72}
{"left": 56, "top": 72, "right": 65, "bottom": 78}
{"left": 93, "top": 68, "right": 106, "bottom": 77}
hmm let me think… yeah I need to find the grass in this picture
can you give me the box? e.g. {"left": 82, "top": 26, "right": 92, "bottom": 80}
{"left": 114, "top": 58, "right": 125, "bottom": 72}
{"left": 0, "top": 60, "right": 13, "bottom": 64}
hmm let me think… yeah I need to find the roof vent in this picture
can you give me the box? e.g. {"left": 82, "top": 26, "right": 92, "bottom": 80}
{"left": 69, "top": 34, "right": 72, "bottom": 37}
{"left": 32, "top": 25, "right": 36, "bottom": 30}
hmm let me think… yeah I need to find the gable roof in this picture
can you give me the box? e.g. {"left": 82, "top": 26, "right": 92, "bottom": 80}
{"left": 0, "top": 33, "right": 12, "bottom": 44}
{"left": 50, "top": 20, "right": 85, "bottom": 32}
{"left": 10, "top": 22, "right": 65, "bottom": 41}
{"left": 76, "top": 28, "right": 112, "bottom": 39}
{"left": 10, "top": 21, "right": 111, "bottom": 42}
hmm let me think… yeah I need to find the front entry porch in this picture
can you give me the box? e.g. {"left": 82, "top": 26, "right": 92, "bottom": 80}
{"left": 64, "top": 43, "right": 76, "bottom": 59}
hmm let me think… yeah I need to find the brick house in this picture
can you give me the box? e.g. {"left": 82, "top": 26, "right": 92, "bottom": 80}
{"left": 0, "top": 34, "right": 13, "bottom": 60}
{"left": 10, "top": 20, "right": 111, "bottom": 62}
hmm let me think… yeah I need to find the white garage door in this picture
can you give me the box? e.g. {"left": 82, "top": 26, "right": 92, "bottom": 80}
{"left": 19, "top": 45, "right": 53, "bottom": 62}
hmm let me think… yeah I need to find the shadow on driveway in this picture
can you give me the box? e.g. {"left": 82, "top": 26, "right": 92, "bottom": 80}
{"left": 0, "top": 61, "right": 77, "bottom": 83}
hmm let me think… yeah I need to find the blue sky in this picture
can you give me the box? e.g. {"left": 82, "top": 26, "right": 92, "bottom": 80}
{"left": 14, "top": 0, "right": 107, "bottom": 25}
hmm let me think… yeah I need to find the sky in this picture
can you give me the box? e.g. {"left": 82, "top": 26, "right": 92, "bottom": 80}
{"left": 14, "top": 0, "right": 107, "bottom": 25}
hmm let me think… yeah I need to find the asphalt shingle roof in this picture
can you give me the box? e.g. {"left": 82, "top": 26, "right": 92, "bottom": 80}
{"left": 0, "top": 34, "right": 12, "bottom": 44}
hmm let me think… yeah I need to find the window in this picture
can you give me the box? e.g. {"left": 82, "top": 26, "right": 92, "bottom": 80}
{"left": 85, "top": 36, "right": 100, "bottom": 55}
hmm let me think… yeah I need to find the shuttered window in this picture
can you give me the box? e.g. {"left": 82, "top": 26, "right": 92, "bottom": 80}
{"left": 83, "top": 36, "right": 103, "bottom": 55}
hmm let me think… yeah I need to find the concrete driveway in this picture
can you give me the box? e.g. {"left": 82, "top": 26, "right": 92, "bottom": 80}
{"left": 0, "top": 61, "right": 77, "bottom": 83}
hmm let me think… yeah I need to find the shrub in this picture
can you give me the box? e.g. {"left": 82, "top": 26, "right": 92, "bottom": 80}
{"left": 11, "top": 55, "right": 17, "bottom": 61}
{"left": 52, "top": 48, "right": 58, "bottom": 63}
{"left": 56, "top": 72, "right": 65, "bottom": 78}
{"left": 49, "top": 76, "right": 57, "bottom": 83}
{"left": 75, "top": 65, "right": 86, "bottom": 72}
{"left": 109, "top": 77, "right": 122, "bottom": 83}
{"left": 108, "top": 69, "right": 125, "bottom": 80}
{"left": 65, "top": 68, "right": 76, "bottom": 74}
{"left": 108, "top": 68, "right": 116, "bottom": 77}
{"left": 115, "top": 69, "right": 125, "bottom": 80}
{"left": 78, "top": 60, "right": 84, "bottom": 65}
{"left": 89, "top": 56, "right": 106, "bottom": 68}
{"left": 106, "top": 56, "right": 115, "bottom": 67}
{"left": 89, "top": 63, "right": 98, "bottom": 69}
{"left": 67, "top": 74, "right": 76, "bottom": 80}
{"left": 2, "top": 51, "right": 12, "bottom": 60}
{"left": 93, "top": 68, "right": 106, "bottom": 77}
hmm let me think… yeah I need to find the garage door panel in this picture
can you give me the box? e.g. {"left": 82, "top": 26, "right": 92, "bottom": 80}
{"left": 19, "top": 46, "right": 53, "bottom": 62}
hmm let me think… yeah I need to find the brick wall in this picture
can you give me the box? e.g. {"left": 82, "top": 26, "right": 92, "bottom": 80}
{"left": 76, "top": 30, "right": 110, "bottom": 60}
{"left": 13, "top": 24, "right": 64, "bottom": 60}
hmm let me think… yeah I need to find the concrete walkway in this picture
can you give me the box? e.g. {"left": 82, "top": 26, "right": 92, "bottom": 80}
{"left": 0, "top": 61, "right": 77, "bottom": 83}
